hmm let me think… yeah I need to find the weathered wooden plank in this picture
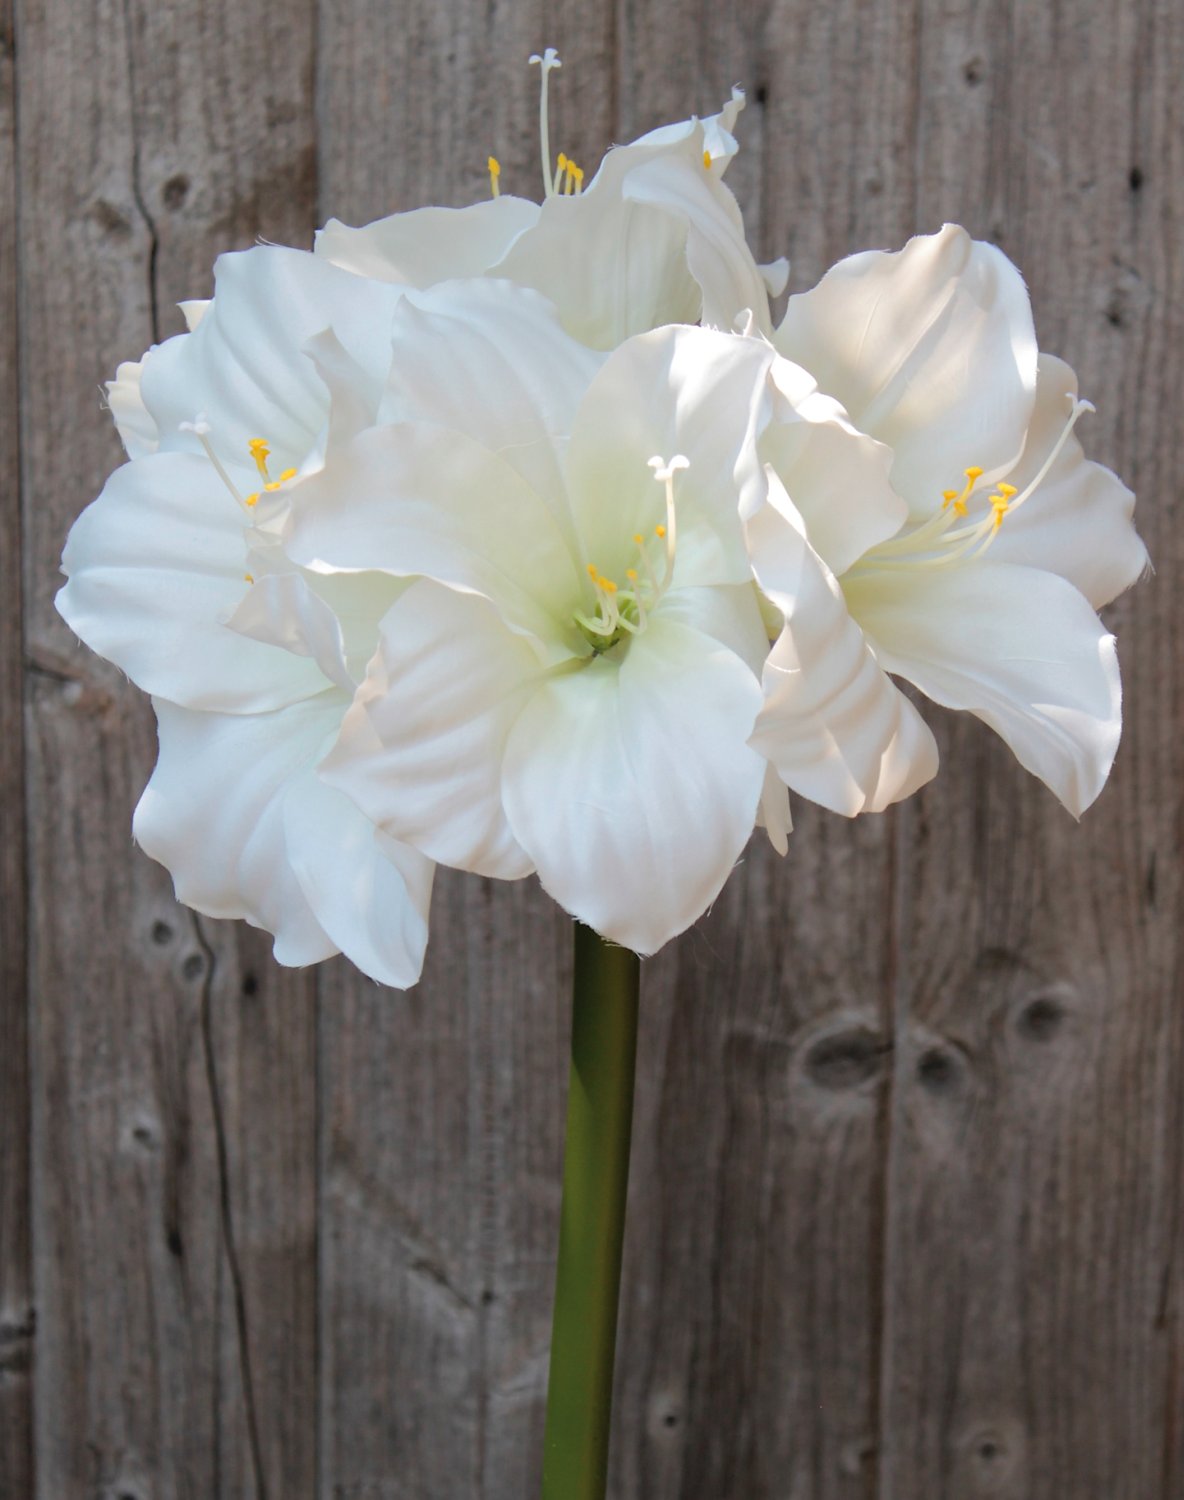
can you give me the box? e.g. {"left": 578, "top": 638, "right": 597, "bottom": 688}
{"left": 313, "top": 8, "right": 617, "bottom": 1496}
{"left": 610, "top": 8, "right": 923, "bottom": 1498}
{"left": 0, "top": 0, "right": 33, "bottom": 1492}
{"left": 877, "top": 1, "right": 1184, "bottom": 1496}
{"left": 10, "top": 0, "right": 1183, "bottom": 1496}
{"left": 18, "top": 0, "right": 319, "bottom": 1494}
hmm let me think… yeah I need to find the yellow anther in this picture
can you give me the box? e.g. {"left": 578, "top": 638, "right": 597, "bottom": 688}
{"left": 570, "top": 163, "right": 584, "bottom": 192}
{"left": 997, "top": 482, "right": 1018, "bottom": 498}
{"left": 244, "top": 573, "right": 255, "bottom": 584}
{"left": 942, "top": 489, "right": 959, "bottom": 507}
{"left": 991, "top": 493, "right": 1010, "bottom": 528}
{"left": 279, "top": 467, "right": 297, "bottom": 482}
{"left": 245, "top": 492, "right": 260, "bottom": 508}
{"left": 488, "top": 156, "right": 501, "bottom": 198}
{"left": 632, "top": 533, "right": 644, "bottom": 545}
{"left": 587, "top": 562, "right": 599, "bottom": 578}
{"left": 625, "top": 568, "right": 638, "bottom": 581}
{"left": 655, "top": 524, "right": 667, "bottom": 539}
{"left": 264, "top": 480, "right": 283, "bottom": 492}
{"left": 248, "top": 438, "right": 271, "bottom": 478}
{"left": 703, "top": 149, "right": 712, "bottom": 169}
{"left": 599, "top": 576, "right": 618, "bottom": 594}
{"left": 953, "top": 463, "right": 984, "bottom": 511}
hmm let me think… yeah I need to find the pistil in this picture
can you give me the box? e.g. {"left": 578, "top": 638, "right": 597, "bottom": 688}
{"left": 529, "top": 48, "right": 562, "bottom": 198}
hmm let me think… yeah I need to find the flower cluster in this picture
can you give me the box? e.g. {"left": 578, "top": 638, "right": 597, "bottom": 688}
{"left": 58, "top": 51, "right": 1147, "bottom": 981}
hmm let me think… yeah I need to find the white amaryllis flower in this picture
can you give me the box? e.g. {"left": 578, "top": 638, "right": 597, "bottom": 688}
{"left": 315, "top": 49, "right": 784, "bottom": 349}
{"left": 57, "top": 244, "right": 434, "bottom": 986}
{"left": 281, "top": 279, "right": 908, "bottom": 952}
{"left": 753, "top": 224, "right": 1147, "bottom": 817}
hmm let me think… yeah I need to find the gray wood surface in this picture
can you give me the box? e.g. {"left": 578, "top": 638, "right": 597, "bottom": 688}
{"left": 3, "top": 1, "right": 1181, "bottom": 1496}
{"left": 1, "top": 0, "right": 31, "bottom": 1491}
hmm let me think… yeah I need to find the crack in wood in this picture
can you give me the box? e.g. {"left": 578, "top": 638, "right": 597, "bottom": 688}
{"left": 194, "top": 915, "right": 270, "bottom": 1500}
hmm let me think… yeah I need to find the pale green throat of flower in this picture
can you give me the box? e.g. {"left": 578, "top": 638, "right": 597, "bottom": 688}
{"left": 847, "top": 392, "right": 1094, "bottom": 580}
{"left": 574, "top": 455, "right": 688, "bottom": 654}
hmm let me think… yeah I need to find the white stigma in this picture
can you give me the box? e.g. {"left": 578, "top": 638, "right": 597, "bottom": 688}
{"left": 529, "top": 48, "right": 562, "bottom": 198}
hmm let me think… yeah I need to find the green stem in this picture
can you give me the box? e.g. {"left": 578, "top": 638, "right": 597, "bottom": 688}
{"left": 541, "top": 923, "right": 641, "bottom": 1500}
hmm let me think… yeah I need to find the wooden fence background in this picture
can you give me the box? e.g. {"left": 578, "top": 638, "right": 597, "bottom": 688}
{"left": 2, "top": 0, "right": 1182, "bottom": 1495}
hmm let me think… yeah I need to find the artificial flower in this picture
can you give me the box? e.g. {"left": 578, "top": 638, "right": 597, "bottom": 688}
{"left": 315, "top": 50, "right": 784, "bottom": 349}
{"left": 57, "top": 244, "right": 434, "bottom": 985}
{"left": 282, "top": 278, "right": 919, "bottom": 949}
{"left": 756, "top": 224, "right": 1147, "bottom": 816}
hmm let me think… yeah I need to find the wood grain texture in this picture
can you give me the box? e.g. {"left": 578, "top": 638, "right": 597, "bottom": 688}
{"left": 4, "top": 0, "right": 1182, "bottom": 1496}
{"left": 314, "top": 12, "right": 616, "bottom": 1497}
{"left": 0, "top": 0, "right": 32, "bottom": 1492}
{"left": 876, "top": 3, "right": 1184, "bottom": 1496}
{"left": 17, "top": 0, "right": 319, "bottom": 1494}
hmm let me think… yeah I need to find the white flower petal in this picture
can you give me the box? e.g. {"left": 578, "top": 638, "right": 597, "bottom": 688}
{"left": 631, "top": 88, "right": 745, "bottom": 164}
{"left": 501, "top": 613, "right": 764, "bottom": 953}
{"left": 497, "top": 89, "right": 768, "bottom": 339}
{"left": 302, "top": 327, "right": 383, "bottom": 450}
{"left": 178, "top": 298, "right": 210, "bottom": 331}
{"left": 989, "top": 354, "right": 1149, "bottom": 608}
{"left": 762, "top": 355, "right": 906, "bottom": 575}
{"left": 844, "top": 560, "right": 1121, "bottom": 816}
{"left": 776, "top": 224, "right": 1038, "bottom": 511}
{"left": 285, "top": 422, "right": 583, "bottom": 656}
{"left": 655, "top": 582, "right": 770, "bottom": 677}
{"left": 134, "top": 696, "right": 338, "bottom": 969}
{"left": 747, "top": 495, "right": 939, "bottom": 815}
{"left": 284, "top": 770, "right": 433, "bottom": 991}
{"left": 57, "top": 453, "right": 328, "bottom": 712}
{"left": 623, "top": 144, "right": 773, "bottom": 335}
{"left": 760, "top": 256, "right": 790, "bottom": 298}
{"left": 141, "top": 246, "right": 403, "bottom": 470}
{"left": 323, "top": 583, "right": 544, "bottom": 880}
{"left": 314, "top": 196, "right": 538, "bottom": 284}
{"left": 227, "top": 570, "right": 354, "bottom": 694}
{"left": 136, "top": 692, "right": 433, "bottom": 985}
{"left": 105, "top": 357, "right": 159, "bottom": 459}
{"left": 757, "top": 762, "right": 793, "bottom": 856}
{"left": 378, "top": 279, "right": 603, "bottom": 519}
{"left": 564, "top": 325, "right": 776, "bottom": 591}
{"left": 491, "top": 194, "right": 701, "bottom": 349}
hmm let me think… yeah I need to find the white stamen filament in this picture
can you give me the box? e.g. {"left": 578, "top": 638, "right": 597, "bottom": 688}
{"left": 179, "top": 415, "right": 247, "bottom": 509}
{"left": 529, "top": 48, "right": 562, "bottom": 198}
{"left": 850, "top": 396, "right": 1093, "bottom": 579}
{"left": 573, "top": 455, "right": 690, "bottom": 649}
